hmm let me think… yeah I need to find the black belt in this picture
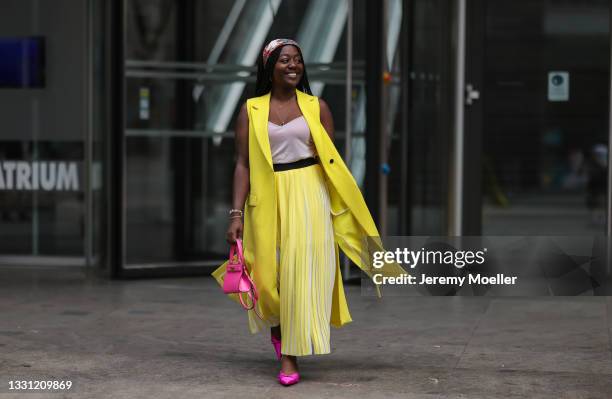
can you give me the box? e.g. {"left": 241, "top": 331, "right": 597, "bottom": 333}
{"left": 273, "top": 156, "right": 319, "bottom": 171}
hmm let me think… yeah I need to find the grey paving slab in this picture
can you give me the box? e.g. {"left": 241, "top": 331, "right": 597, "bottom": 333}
{"left": 467, "top": 297, "right": 609, "bottom": 350}
{"left": 431, "top": 368, "right": 612, "bottom": 399}
{"left": 605, "top": 295, "right": 612, "bottom": 350}
{"left": 458, "top": 297, "right": 612, "bottom": 375}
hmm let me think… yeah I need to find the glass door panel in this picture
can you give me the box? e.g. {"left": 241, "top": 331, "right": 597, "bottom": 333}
{"left": 478, "top": 0, "right": 610, "bottom": 235}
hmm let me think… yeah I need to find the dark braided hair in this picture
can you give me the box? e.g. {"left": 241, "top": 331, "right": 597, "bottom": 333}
{"left": 255, "top": 44, "right": 312, "bottom": 96}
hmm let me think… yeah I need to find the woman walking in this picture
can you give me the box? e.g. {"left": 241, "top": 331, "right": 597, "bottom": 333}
{"left": 213, "top": 38, "right": 405, "bottom": 386}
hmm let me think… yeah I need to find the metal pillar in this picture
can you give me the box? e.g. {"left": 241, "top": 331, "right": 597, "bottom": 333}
{"left": 365, "top": 0, "right": 384, "bottom": 226}
{"left": 607, "top": 0, "right": 612, "bottom": 272}
{"left": 448, "top": 0, "right": 466, "bottom": 236}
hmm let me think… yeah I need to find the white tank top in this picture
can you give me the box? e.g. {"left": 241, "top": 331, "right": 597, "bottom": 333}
{"left": 268, "top": 115, "right": 317, "bottom": 163}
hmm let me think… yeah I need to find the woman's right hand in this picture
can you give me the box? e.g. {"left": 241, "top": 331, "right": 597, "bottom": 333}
{"left": 226, "top": 218, "right": 243, "bottom": 244}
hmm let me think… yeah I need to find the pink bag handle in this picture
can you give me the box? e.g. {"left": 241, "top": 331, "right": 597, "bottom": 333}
{"left": 229, "top": 238, "right": 245, "bottom": 265}
{"left": 226, "top": 239, "right": 264, "bottom": 320}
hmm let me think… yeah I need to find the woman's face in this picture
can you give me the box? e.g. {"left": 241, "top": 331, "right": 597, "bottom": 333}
{"left": 271, "top": 45, "right": 303, "bottom": 89}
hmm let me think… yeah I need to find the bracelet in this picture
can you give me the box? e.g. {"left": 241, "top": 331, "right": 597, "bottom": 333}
{"left": 229, "top": 208, "right": 243, "bottom": 217}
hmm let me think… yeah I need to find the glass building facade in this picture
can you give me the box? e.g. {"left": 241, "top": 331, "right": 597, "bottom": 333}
{"left": 0, "top": 0, "right": 610, "bottom": 278}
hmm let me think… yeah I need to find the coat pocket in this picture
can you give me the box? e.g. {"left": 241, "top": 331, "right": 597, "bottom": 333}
{"left": 326, "top": 182, "right": 349, "bottom": 216}
{"left": 330, "top": 202, "right": 349, "bottom": 216}
{"left": 247, "top": 193, "right": 258, "bottom": 206}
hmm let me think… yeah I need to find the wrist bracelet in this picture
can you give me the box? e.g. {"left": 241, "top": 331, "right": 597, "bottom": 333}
{"left": 229, "top": 208, "right": 243, "bottom": 217}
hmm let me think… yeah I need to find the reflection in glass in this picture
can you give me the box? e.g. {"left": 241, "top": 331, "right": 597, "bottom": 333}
{"left": 481, "top": 0, "right": 609, "bottom": 235}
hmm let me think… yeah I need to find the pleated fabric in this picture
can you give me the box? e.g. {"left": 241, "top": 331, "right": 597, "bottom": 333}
{"left": 250, "top": 162, "right": 337, "bottom": 356}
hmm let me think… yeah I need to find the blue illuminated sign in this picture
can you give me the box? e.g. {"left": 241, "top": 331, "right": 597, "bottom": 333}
{"left": 0, "top": 36, "right": 45, "bottom": 88}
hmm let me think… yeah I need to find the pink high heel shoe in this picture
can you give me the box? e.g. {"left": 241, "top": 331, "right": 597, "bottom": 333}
{"left": 270, "top": 334, "right": 282, "bottom": 360}
{"left": 278, "top": 371, "right": 300, "bottom": 386}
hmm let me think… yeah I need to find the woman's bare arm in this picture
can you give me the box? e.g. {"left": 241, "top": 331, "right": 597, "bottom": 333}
{"left": 233, "top": 103, "right": 250, "bottom": 208}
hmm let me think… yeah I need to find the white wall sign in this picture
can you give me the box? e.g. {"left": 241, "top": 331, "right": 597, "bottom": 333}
{"left": 0, "top": 161, "right": 79, "bottom": 191}
{"left": 548, "top": 71, "right": 569, "bottom": 102}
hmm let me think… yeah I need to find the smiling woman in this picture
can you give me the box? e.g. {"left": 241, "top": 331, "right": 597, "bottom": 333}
{"left": 213, "top": 38, "right": 406, "bottom": 387}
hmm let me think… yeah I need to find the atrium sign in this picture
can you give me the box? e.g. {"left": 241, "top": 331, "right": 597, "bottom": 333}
{"left": 0, "top": 161, "right": 79, "bottom": 191}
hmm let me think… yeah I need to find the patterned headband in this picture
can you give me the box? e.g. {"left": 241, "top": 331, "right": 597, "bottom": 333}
{"left": 262, "top": 38, "right": 301, "bottom": 65}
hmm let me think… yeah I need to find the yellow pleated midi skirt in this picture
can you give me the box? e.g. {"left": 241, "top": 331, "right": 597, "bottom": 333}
{"left": 249, "top": 161, "right": 336, "bottom": 356}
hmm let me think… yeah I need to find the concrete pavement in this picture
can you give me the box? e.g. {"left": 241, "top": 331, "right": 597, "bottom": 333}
{"left": 1, "top": 266, "right": 612, "bottom": 398}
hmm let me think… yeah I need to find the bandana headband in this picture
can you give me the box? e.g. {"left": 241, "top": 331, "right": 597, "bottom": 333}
{"left": 262, "top": 38, "right": 301, "bottom": 65}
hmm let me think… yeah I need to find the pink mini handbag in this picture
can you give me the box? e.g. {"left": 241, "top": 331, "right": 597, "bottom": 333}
{"left": 223, "top": 239, "right": 263, "bottom": 319}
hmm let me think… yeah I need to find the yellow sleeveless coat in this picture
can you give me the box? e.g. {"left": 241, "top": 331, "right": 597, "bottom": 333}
{"left": 212, "top": 89, "right": 407, "bottom": 329}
